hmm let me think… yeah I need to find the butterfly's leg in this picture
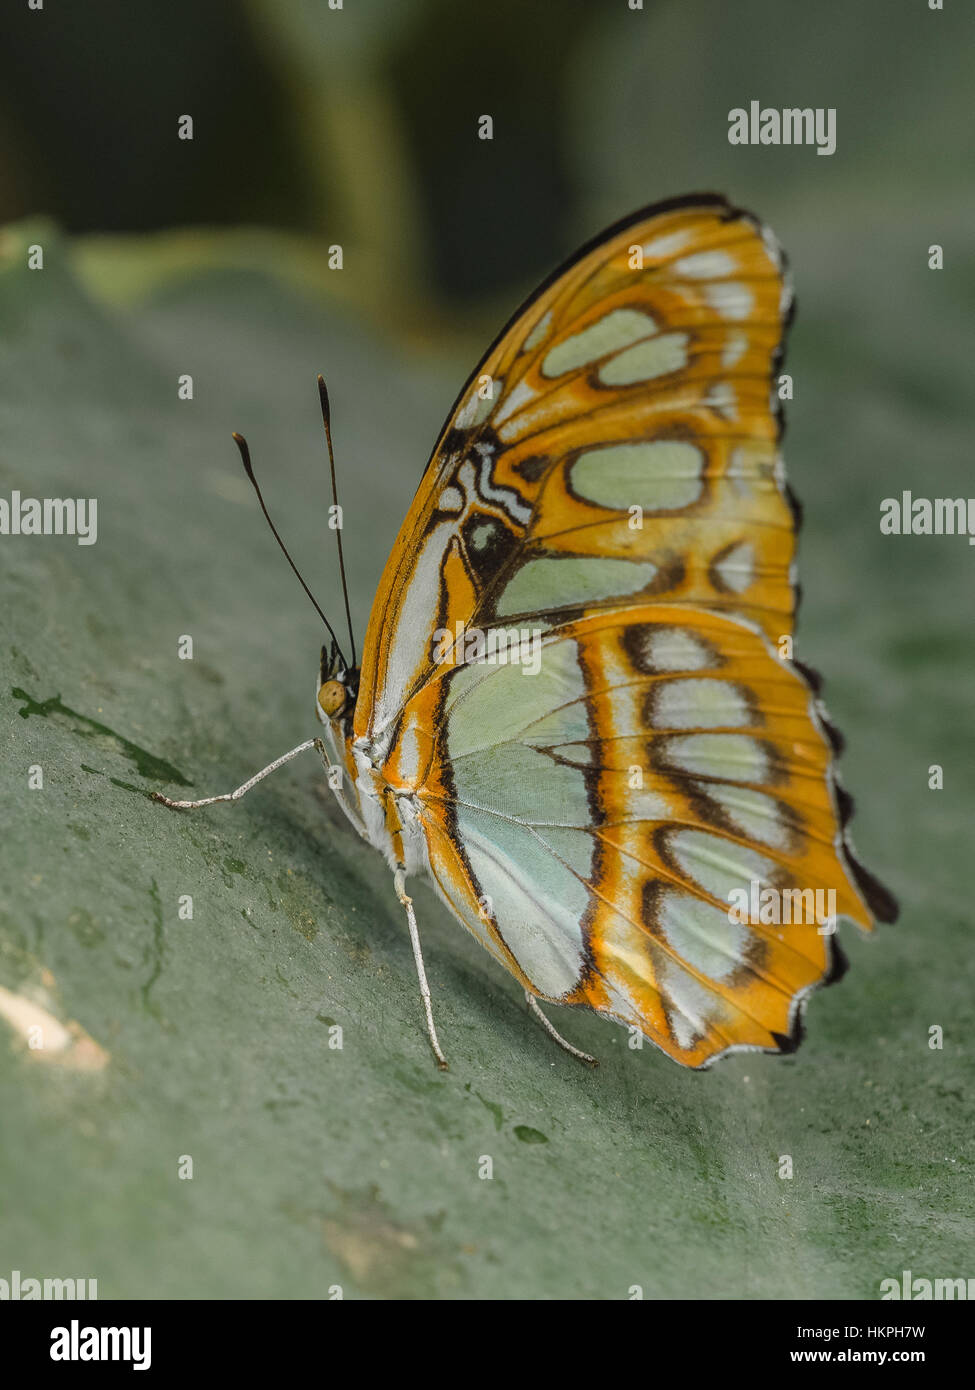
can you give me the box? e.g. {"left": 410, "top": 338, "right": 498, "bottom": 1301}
{"left": 525, "top": 992, "right": 598, "bottom": 1067}
{"left": 152, "top": 738, "right": 318, "bottom": 809}
{"left": 394, "top": 868, "right": 449, "bottom": 1071}
{"left": 311, "top": 737, "right": 339, "bottom": 781}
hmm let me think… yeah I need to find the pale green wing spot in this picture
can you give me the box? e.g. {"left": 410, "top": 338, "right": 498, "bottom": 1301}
{"left": 639, "top": 230, "right": 692, "bottom": 260}
{"left": 706, "top": 785, "right": 792, "bottom": 851}
{"left": 508, "top": 698, "right": 591, "bottom": 747}
{"left": 703, "top": 282, "right": 754, "bottom": 320}
{"left": 541, "top": 308, "right": 656, "bottom": 378}
{"left": 451, "top": 741, "right": 589, "bottom": 826}
{"left": 653, "top": 678, "right": 751, "bottom": 730}
{"left": 714, "top": 542, "right": 756, "bottom": 592}
{"left": 598, "top": 926, "right": 734, "bottom": 1047}
{"left": 599, "top": 332, "right": 689, "bottom": 385}
{"left": 539, "top": 825, "right": 599, "bottom": 880}
{"left": 456, "top": 805, "right": 590, "bottom": 998}
{"left": 619, "top": 786, "right": 672, "bottom": 820}
{"left": 570, "top": 441, "right": 703, "bottom": 512}
{"left": 668, "top": 828, "right": 780, "bottom": 902}
{"left": 522, "top": 310, "right": 553, "bottom": 352}
{"left": 665, "top": 733, "right": 769, "bottom": 783}
{"left": 443, "top": 638, "right": 585, "bottom": 757}
{"left": 455, "top": 377, "right": 503, "bottom": 429}
{"left": 722, "top": 332, "right": 748, "bottom": 368}
{"left": 469, "top": 521, "right": 497, "bottom": 550}
{"left": 557, "top": 742, "right": 593, "bottom": 766}
{"left": 493, "top": 379, "right": 536, "bottom": 427}
{"left": 496, "top": 556, "right": 658, "bottom": 618}
{"left": 674, "top": 250, "right": 737, "bottom": 278}
{"left": 657, "top": 890, "right": 750, "bottom": 983}
{"left": 633, "top": 627, "right": 717, "bottom": 672}
{"left": 658, "top": 959, "right": 730, "bottom": 1048}
{"left": 442, "top": 641, "right": 597, "bottom": 998}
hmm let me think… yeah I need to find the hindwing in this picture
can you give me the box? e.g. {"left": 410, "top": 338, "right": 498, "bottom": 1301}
{"left": 386, "top": 606, "right": 894, "bottom": 1065}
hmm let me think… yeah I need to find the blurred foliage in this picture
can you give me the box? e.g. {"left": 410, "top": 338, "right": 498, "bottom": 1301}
{"left": 0, "top": 1, "right": 314, "bottom": 231}
{"left": 2, "top": 0, "right": 971, "bottom": 316}
{"left": 0, "top": 0, "right": 591, "bottom": 304}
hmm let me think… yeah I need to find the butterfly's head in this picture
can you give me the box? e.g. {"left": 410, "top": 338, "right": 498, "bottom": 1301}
{"left": 316, "top": 641, "right": 358, "bottom": 726}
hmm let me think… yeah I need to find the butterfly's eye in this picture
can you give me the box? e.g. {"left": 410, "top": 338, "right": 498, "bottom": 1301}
{"left": 317, "top": 680, "right": 347, "bottom": 719}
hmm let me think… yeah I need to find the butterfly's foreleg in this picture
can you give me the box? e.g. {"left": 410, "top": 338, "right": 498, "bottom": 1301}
{"left": 393, "top": 868, "right": 449, "bottom": 1071}
{"left": 152, "top": 738, "right": 321, "bottom": 809}
{"left": 525, "top": 992, "right": 598, "bottom": 1067}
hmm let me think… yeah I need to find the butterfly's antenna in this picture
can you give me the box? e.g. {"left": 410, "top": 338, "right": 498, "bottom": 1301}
{"left": 317, "top": 374, "right": 357, "bottom": 671}
{"left": 232, "top": 431, "right": 348, "bottom": 666}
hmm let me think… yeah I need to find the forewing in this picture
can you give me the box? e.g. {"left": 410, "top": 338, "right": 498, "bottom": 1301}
{"left": 355, "top": 194, "right": 796, "bottom": 741}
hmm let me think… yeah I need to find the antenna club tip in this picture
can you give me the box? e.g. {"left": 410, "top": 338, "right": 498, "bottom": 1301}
{"left": 231, "top": 432, "right": 255, "bottom": 477}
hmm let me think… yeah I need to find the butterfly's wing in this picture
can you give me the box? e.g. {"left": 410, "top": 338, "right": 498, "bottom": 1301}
{"left": 356, "top": 193, "right": 797, "bottom": 742}
{"left": 354, "top": 194, "right": 895, "bottom": 1066}
{"left": 402, "top": 606, "right": 895, "bottom": 1065}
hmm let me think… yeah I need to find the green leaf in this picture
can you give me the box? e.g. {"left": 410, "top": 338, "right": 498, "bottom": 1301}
{"left": 0, "top": 218, "right": 971, "bottom": 1300}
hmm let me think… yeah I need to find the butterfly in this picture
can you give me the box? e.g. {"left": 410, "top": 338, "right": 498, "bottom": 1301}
{"left": 154, "top": 193, "right": 897, "bottom": 1071}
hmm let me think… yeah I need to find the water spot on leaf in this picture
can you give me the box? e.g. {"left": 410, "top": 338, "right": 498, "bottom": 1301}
{"left": 264, "top": 1098, "right": 302, "bottom": 1114}
{"left": 513, "top": 1125, "right": 548, "bottom": 1145}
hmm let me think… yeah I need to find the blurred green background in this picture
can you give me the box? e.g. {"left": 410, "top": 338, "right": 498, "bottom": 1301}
{"left": 0, "top": 0, "right": 972, "bottom": 1299}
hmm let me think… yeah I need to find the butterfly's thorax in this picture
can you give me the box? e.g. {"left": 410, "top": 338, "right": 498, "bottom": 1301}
{"left": 349, "top": 734, "right": 429, "bottom": 874}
